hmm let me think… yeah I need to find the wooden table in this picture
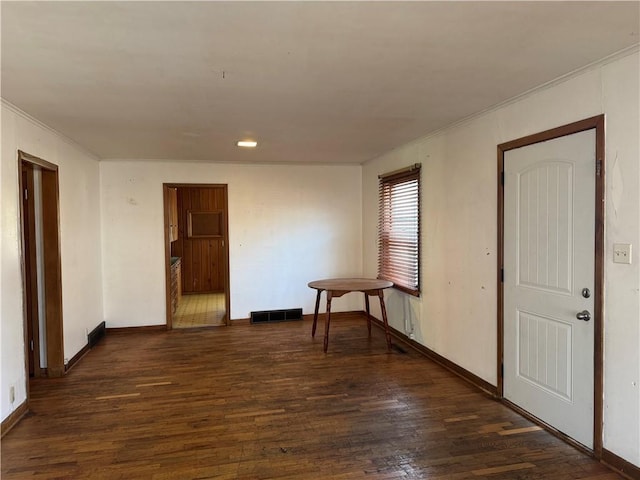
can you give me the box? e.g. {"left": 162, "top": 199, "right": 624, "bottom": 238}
{"left": 308, "top": 278, "right": 393, "bottom": 353}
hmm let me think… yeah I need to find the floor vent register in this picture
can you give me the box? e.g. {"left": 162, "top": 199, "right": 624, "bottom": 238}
{"left": 250, "top": 308, "right": 303, "bottom": 324}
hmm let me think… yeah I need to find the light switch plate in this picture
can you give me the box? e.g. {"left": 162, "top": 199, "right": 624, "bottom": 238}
{"left": 613, "top": 243, "right": 632, "bottom": 264}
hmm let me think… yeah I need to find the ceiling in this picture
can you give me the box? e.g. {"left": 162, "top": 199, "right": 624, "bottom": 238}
{"left": 1, "top": 2, "right": 638, "bottom": 164}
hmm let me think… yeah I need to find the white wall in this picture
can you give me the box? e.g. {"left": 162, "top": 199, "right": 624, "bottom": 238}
{"left": 362, "top": 51, "right": 639, "bottom": 465}
{"left": 1, "top": 102, "right": 104, "bottom": 421}
{"left": 1, "top": 49, "right": 636, "bottom": 469}
{"left": 100, "top": 161, "right": 363, "bottom": 327}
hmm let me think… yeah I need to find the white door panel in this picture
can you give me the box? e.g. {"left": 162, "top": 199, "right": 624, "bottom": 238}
{"left": 504, "top": 130, "right": 595, "bottom": 448}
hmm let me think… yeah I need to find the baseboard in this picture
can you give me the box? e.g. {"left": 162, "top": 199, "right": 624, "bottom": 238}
{"left": 602, "top": 449, "right": 640, "bottom": 480}
{"left": 368, "top": 315, "right": 498, "bottom": 397}
{"left": 1, "top": 401, "right": 28, "bottom": 438}
{"left": 230, "top": 317, "right": 251, "bottom": 325}
{"left": 106, "top": 325, "right": 167, "bottom": 334}
{"left": 368, "top": 316, "right": 639, "bottom": 479}
{"left": 47, "top": 366, "right": 65, "bottom": 378}
{"left": 65, "top": 343, "right": 90, "bottom": 373}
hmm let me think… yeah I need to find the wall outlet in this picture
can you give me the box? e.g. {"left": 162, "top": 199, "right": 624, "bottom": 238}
{"left": 613, "top": 243, "right": 632, "bottom": 264}
{"left": 9, "top": 385, "right": 15, "bottom": 404}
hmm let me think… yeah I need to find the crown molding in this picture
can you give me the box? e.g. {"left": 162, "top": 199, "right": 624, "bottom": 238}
{"left": 366, "top": 44, "right": 640, "bottom": 165}
{"left": 1, "top": 98, "right": 101, "bottom": 161}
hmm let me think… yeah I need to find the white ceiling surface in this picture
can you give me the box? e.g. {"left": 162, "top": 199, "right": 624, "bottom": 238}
{"left": 1, "top": 2, "right": 638, "bottom": 164}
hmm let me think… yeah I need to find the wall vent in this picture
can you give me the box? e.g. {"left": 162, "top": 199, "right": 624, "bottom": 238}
{"left": 88, "top": 321, "right": 106, "bottom": 347}
{"left": 250, "top": 308, "right": 303, "bottom": 324}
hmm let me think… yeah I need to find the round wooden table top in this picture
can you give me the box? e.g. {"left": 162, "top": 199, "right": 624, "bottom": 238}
{"left": 308, "top": 278, "right": 393, "bottom": 292}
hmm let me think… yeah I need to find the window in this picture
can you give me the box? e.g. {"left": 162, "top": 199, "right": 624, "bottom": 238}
{"left": 378, "top": 164, "right": 421, "bottom": 296}
{"left": 187, "top": 210, "right": 223, "bottom": 238}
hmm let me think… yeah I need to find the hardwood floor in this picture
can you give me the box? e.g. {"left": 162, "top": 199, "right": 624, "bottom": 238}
{"left": 1, "top": 313, "right": 623, "bottom": 479}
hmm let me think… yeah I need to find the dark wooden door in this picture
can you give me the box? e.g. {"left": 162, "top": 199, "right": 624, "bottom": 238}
{"left": 172, "top": 186, "right": 227, "bottom": 293}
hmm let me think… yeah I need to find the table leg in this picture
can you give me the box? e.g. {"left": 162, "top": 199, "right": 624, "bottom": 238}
{"left": 324, "top": 290, "right": 333, "bottom": 353}
{"left": 378, "top": 289, "right": 392, "bottom": 351}
{"left": 311, "top": 289, "right": 321, "bottom": 338}
{"left": 364, "top": 293, "right": 371, "bottom": 337}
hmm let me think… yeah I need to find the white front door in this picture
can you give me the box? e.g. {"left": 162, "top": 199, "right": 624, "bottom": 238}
{"left": 503, "top": 129, "right": 595, "bottom": 448}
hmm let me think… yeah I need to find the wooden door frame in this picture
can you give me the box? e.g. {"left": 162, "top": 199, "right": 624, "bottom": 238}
{"left": 163, "top": 183, "right": 231, "bottom": 329}
{"left": 18, "top": 150, "right": 65, "bottom": 383}
{"left": 497, "top": 115, "right": 605, "bottom": 457}
{"left": 20, "top": 163, "right": 42, "bottom": 378}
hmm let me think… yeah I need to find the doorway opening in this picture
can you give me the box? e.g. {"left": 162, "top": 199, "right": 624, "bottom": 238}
{"left": 18, "top": 150, "right": 65, "bottom": 387}
{"left": 497, "top": 115, "right": 605, "bottom": 456}
{"left": 163, "top": 184, "right": 230, "bottom": 329}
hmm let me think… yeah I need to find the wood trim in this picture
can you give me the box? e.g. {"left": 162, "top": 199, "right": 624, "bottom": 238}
{"left": 230, "top": 317, "right": 251, "bottom": 325}
{"left": 378, "top": 163, "right": 421, "bottom": 181}
{"left": 18, "top": 150, "right": 58, "bottom": 171}
{"left": 497, "top": 115, "right": 604, "bottom": 151}
{"left": 18, "top": 152, "right": 66, "bottom": 381}
{"left": 106, "top": 325, "right": 167, "bottom": 334}
{"left": 164, "top": 183, "right": 230, "bottom": 189}
{"left": 17, "top": 162, "right": 32, "bottom": 402}
{"left": 64, "top": 343, "right": 90, "bottom": 373}
{"left": 602, "top": 449, "right": 640, "bottom": 480}
{"left": 496, "top": 146, "right": 505, "bottom": 396}
{"left": 222, "top": 185, "right": 231, "bottom": 326}
{"left": 163, "top": 185, "right": 173, "bottom": 330}
{"left": 369, "top": 315, "right": 498, "bottom": 397}
{"left": 0, "top": 401, "right": 28, "bottom": 438}
{"left": 592, "top": 114, "right": 606, "bottom": 458}
{"left": 389, "top": 283, "right": 420, "bottom": 297}
{"left": 21, "top": 164, "right": 42, "bottom": 377}
{"left": 2, "top": 350, "right": 88, "bottom": 435}
{"left": 186, "top": 210, "right": 224, "bottom": 238}
{"left": 41, "top": 167, "right": 65, "bottom": 378}
{"left": 496, "top": 114, "right": 605, "bottom": 456}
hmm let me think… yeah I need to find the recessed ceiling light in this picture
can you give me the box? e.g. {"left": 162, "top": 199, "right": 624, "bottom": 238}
{"left": 236, "top": 140, "right": 257, "bottom": 148}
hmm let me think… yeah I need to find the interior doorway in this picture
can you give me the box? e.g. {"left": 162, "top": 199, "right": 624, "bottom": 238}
{"left": 21, "top": 161, "right": 43, "bottom": 378}
{"left": 18, "top": 151, "right": 65, "bottom": 383}
{"left": 497, "top": 115, "right": 605, "bottom": 456}
{"left": 163, "top": 184, "right": 230, "bottom": 329}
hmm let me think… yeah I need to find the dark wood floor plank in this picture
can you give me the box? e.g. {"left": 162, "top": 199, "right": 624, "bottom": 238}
{"left": 1, "top": 313, "right": 623, "bottom": 479}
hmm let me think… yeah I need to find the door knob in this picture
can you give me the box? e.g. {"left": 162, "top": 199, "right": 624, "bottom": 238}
{"left": 576, "top": 310, "right": 591, "bottom": 322}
